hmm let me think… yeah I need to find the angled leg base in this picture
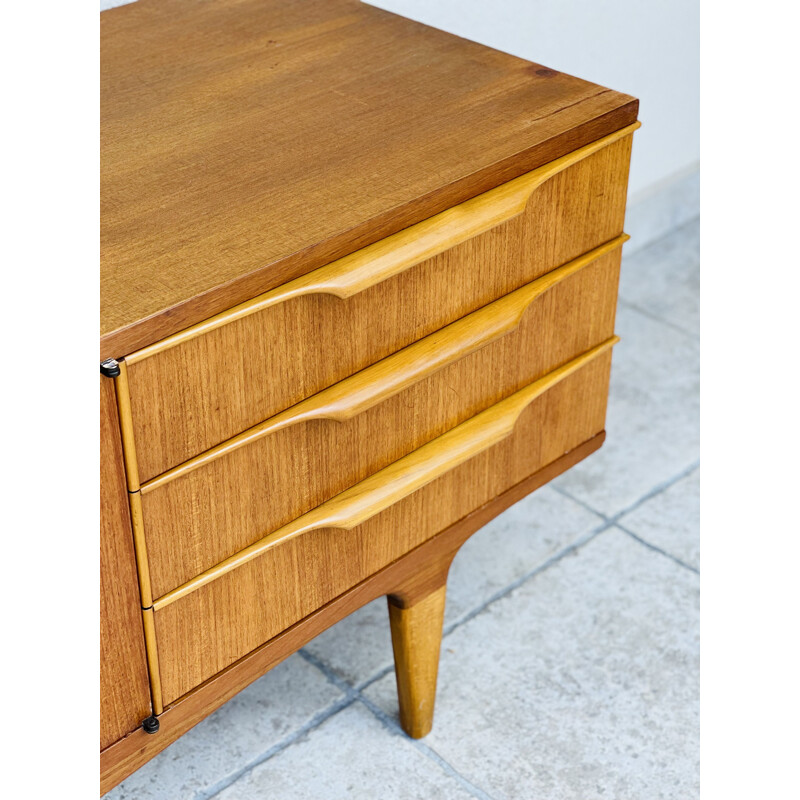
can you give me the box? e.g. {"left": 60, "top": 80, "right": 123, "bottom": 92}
{"left": 387, "top": 584, "right": 447, "bottom": 739}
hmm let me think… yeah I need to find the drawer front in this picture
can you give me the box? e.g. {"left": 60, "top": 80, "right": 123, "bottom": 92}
{"left": 140, "top": 240, "right": 623, "bottom": 597}
{"left": 123, "top": 128, "right": 634, "bottom": 482}
{"left": 151, "top": 342, "right": 615, "bottom": 704}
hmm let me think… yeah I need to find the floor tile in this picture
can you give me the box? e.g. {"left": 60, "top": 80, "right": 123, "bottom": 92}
{"left": 109, "top": 214, "right": 700, "bottom": 798}
{"left": 619, "top": 218, "right": 700, "bottom": 336}
{"left": 623, "top": 167, "right": 699, "bottom": 260}
{"left": 303, "top": 599, "right": 392, "bottom": 688}
{"left": 303, "top": 487, "right": 602, "bottom": 687}
{"left": 107, "top": 655, "right": 344, "bottom": 800}
{"left": 553, "top": 303, "right": 699, "bottom": 517}
{"left": 215, "top": 702, "right": 478, "bottom": 800}
{"left": 619, "top": 468, "right": 700, "bottom": 570}
{"left": 445, "top": 487, "right": 602, "bottom": 624}
{"left": 364, "top": 530, "right": 699, "bottom": 800}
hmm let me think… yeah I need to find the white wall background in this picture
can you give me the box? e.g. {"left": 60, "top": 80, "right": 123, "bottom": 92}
{"left": 365, "top": 0, "right": 699, "bottom": 200}
{"left": 101, "top": 0, "right": 699, "bottom": 201}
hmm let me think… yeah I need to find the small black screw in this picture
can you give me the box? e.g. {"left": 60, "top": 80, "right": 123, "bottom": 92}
{"left": 100, "top": 358, "right": 121, "bottom": 378}
{"left": 142, "top": 715, "right": 160, "bottom": 734}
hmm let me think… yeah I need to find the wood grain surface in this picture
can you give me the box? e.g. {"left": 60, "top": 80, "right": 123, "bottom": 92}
{"left": 388, "top": 586, "right": 448, "bottom": 739}
{"left": 153, "top": 350, "right": 613, "bottom": 704}
{"left": 100, "top": 431, "right": 605, "bottom": 794}
{"left": 152, "top": 337, "right": 618, "bottom": 610}
{"left": 141, "top": 238, "right": 624, "bottom": 493}
{"left": 124, "top": 124, "right": 637, "bottom": 366}
{"left": 100, "top": 379, "right": 152, "bottom": 749}
{"left": 141, "top": 246, "right": 623, "bottom": 597}
{"left": 101, "top": 0, "right": 637, "bottom": 359}
{"left": 125, "top": 135, "right": 633, "bottom": 480}
{"left": 100, "top": 0, "right": 641, "bottom": 784}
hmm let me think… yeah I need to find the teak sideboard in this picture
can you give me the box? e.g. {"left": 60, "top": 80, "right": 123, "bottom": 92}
{"left": 100, "top": 0, "right": 639, "bottom": 792}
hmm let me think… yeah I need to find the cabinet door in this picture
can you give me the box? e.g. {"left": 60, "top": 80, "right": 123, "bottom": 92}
{"left": 101, "top": 378, "right": 151, "bottom": 750}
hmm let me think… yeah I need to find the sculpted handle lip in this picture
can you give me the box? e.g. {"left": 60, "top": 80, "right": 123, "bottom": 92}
{"left": 151, "top": 335, "right": 620, "bottom": 612}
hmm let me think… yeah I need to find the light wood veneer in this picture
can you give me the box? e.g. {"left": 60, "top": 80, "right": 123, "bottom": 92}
{"left": 101, "top": 0, "right": 637, "bottom": 360}
{"left": 139, "top": 243, "right": 623, "bottom": 597}
{"left": 152, "top": 346, "right": 614, "bottom": 705}
{"left": 100, "top": 0, "right": 639, "bottom": 791}
{"left": 123, "top": 132, "right": 633, "bottom": 481}
{"left": 389, "top": 586, "right": 448, "bottom": 739}
{"left": 100, "top": 433, "right": 605, "bottom": 795}
{"left": 100, "top": 380, "right": 152, "bottom": 749}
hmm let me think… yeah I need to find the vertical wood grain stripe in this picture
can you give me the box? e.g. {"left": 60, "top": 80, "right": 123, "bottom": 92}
{"left": 114, "top": 365, "right": 154, "bottom": 606}
{"left": 111, "top": 365, "right": 163, "bottom": 712}
{"left": 152, "top": 335, "right": 619, "bottom": 611}
{"left": 128, "top": 491, "right": 154, "bottom": 609}
{"left": 125, "top": 122, "right": 639, "bottom": 365}
{"left": 141, "top": 608, "right": 164, "bottom": 715}
{"left": 114, "top": 360, "right": 140, "bottom": 492}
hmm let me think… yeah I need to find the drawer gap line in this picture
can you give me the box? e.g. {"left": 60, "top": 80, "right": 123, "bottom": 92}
{"left": 140, "top": 234, "right": 628, "bottom": 495}
{"left": 124, "top": 123, "right": 639, "bottom": 366}
{"left": 151, "top": 335, "right": 619, "bottom": 611}
{"left": 113, "top": 362, "right": 164, "bottom": 715}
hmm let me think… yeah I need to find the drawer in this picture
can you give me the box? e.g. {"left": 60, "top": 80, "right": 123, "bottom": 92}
{"left": 139, "top": 239, "right": 624, "bottom": 597}
{"left": 150, "top": 339, "right": 616, "bottom": 704}
{"left": 122, "top": 128, "right": 634, "bottom": 482}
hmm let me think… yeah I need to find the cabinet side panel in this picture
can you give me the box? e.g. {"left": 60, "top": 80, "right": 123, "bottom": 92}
{"left": 101, "top": 378, "right": 152, "bottom": 749}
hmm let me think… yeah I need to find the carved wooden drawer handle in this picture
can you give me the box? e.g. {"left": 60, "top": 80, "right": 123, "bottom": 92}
{"left": 126, "top": 122, "right": 639, "bottom": 366}
{"left": 153, "top": 335, "right": 619, "bottom": 610}
{"left": 142, "top": 235, "right": 626, "bottom": 493}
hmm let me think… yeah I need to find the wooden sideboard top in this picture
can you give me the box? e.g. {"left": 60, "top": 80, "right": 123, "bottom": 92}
{"left": 101, "top": 0, "right": 637, "bottom": 359}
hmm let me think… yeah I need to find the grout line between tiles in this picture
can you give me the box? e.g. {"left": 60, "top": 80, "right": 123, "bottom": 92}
{"left": 205, "top": 459, "right": 701, "bottom": 797}
{"left": 312, "top": 461, "right": 702, "bottom": 702}
{"left": 552, "top": 459, "right": 700, "bottom": 527}
{"left": 356, "top": 694, "right": 497, "bottom": 800}
{"left": 440, "top": 459, "right": 701, "bottom": 641}
{"left": 199, "top": 689, "right": 359, "bottom": 800}
{"left": 438, "top": 459, "right": 701, "bottom": 638}
{"left": 442, "top": 522, "right": 611, "bottom": 637}
{"left": 299, "top": 649, "right": 496, "bottom": 799}
{"left": 552, "top": 461, "right": 700, "bottom": 577}
{"left": 616, "top": 297, "right": 697, "bottom": 339}
{"left": 299, "top": 648, "right": 357, "bottom": 693}
{"left": 358, "top": 663, "right": 395, "bottom": 692}
{"left": 549, "top": 483, "right": 614, "bottom": 519}
{"left": 615, "top": 523, "right": 699, "bottom": 574}
{"left": 613, "top": 459, "right": 700, "bottom": 518}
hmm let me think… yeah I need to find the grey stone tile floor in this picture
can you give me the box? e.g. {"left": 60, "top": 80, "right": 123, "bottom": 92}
{"left": 109, "top": 218, "right": 700, "bottom": 800}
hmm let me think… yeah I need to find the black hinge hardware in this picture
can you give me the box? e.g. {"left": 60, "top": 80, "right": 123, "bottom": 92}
{"left": 100, "top": 358, "right": 121, "bottom": 378}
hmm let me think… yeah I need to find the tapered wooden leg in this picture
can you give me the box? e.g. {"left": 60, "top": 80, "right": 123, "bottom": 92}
{"left": 387, "top": 584, "right": 447, "bottom": 738}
